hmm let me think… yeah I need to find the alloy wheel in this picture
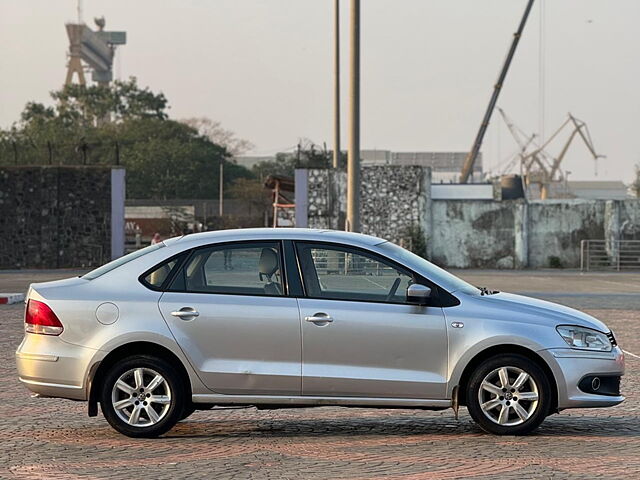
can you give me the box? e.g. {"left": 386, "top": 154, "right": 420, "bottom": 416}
{"left": 111, "top": 367, "right": 172, "bottom": 427}
{"left": 477, "top": 365, "right": 539, "bottom": 426}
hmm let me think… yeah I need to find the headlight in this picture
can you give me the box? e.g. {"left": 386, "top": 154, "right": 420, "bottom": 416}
{"left": 556, "top": 325, "right": 612, "bottom": 352}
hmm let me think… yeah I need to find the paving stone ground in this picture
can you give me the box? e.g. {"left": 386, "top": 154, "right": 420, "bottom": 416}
{"left": 0, "top": 270, "right": 638, "bottom": 479}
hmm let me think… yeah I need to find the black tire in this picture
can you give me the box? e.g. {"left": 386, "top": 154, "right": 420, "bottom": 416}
{"left": 100, "top": 354, "right": 187, "bottom": 438}
{"left": 466, "top": 354, "right": 552, "bottom": 435}
{"left": 180, "top": 403, "right": 196, "bottom": 421}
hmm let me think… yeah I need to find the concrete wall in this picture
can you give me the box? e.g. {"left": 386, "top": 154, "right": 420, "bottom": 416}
{"left": 299, "top": 166, "right": 640, "bottom": 269}
{"left": 431, "top": 200, "right": 517, "bottom": 268}
{"left": 527, "top": 200, "right": 605, "bottom": 268}
{"left": 0, "top": 166, "right": 125, "bottom": 269}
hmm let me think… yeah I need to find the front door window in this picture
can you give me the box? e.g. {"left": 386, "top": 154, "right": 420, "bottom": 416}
{"left": 296, "top": 243, "right": 414, "bottom": 304}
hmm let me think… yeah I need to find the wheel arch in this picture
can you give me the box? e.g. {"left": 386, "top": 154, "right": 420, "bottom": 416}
{"left": 88, "top": 341, "right": 192, "bottom": 417}
{"left": 455, "top": 344, "right": 559, "bottom": 414}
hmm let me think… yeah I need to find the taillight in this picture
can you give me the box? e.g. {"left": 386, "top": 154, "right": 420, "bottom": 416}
{"left": 25, "top": 299, "right": 64, "bottom": 335}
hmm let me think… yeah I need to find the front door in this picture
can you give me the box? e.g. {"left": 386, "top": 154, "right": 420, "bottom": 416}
{"left": 158, "top": 241, "right": 301, "bottom": 395}
{"left": 295, "top": 242, "right": 448, "bottom": 399}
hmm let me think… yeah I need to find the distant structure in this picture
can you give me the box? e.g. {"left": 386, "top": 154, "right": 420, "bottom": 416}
{"left": 236, "top": 150, "right": 483, "bottom": 184}
{"left": 65, "top": 16, "right": 126, "bottom": 86}
{"left": 359, "top": 150, "right": 484, "bottom": 183}
{"left": 568, "top": 181, "right": 632, "bottom": 200}
{"left": 522, "top": 180, "right": 633, "bottom": 200}
{"left": 498, "top": 108, "right": 604, "bottom": 200}
{"left": 234, "top": 156, "right": 277, "bottom": 170}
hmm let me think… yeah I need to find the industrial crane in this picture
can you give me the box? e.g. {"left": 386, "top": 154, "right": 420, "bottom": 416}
{"left": 498, "top": 110, "right": 605, "bottom": 199}
{"left": 497, "top": 107, "right": 537, "bottom": 172}
{"left": 459, "top": 0, "right": 535, "bottom": 183}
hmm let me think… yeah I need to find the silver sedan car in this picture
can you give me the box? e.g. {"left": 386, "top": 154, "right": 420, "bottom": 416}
{"left": 16, "top": 229, "right": 624, "bottom": 437}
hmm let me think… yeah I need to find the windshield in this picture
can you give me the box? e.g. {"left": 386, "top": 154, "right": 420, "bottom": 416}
{"left": 83, "top": 243, "right": 165, "bottom": 280}
{"left": 377, "top": 241, "right": 480, "bottom": 295}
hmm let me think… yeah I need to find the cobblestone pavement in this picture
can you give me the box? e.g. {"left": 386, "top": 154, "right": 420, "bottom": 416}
{"left": 0, "top": 271, "right": 638, "bottom": 479}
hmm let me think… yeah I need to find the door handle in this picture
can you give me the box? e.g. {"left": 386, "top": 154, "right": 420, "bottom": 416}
{"left": 305, "top": 314, "right": 333, "bottom": 325}
{"left": 171, "top": 307, "right": 200, "bottom": 319}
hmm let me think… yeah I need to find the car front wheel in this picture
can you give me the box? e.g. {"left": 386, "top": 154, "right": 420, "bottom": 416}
{"left": 466, "top": 354, "right": 552, "bottom": 435}
{"left": 100, "top": 355, "right": 186, "bottom": 438}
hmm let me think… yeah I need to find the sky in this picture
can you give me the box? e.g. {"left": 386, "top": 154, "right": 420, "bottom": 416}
{"left": 1, "top": 0, "right": 639, "bottom": 182}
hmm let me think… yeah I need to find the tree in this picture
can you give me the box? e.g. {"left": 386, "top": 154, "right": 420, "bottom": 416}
{"left": 181, "top": 117, "right": 253, "bottom": 156}
{"left": 112, "top": 118, "right": 252, "bottom": 199}
{"left": 252, "top": 153, "right": 298, "bottom": 180}
{"left": 228, "top": 177, "right": 271, "bottom": 211}
{"left": 251, "top": 139, "right": 334, "bottom": 180}
{"left": 0, "top": 78, "right": 254, "bottom": 199}
{"left": 51, "top": 77, "right": 168, "bottom": 125}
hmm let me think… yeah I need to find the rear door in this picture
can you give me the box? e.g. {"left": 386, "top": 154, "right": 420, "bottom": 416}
{"left": 157, "top": 241, "right": 301, "bottom": 395}
{"left": 295, "top": 242, "right": 448, "bottom": 399}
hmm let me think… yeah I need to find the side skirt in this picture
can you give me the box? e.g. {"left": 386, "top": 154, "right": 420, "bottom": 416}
{"left": 192, "top": 394, "right": 451, "bottom": 409}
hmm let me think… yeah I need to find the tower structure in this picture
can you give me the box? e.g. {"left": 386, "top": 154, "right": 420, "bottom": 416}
{"left": 65, "top": 17, "right": 126, "bottom": 87}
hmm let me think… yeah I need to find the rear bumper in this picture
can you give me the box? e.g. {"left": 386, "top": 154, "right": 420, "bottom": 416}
{"left": 15, "top": 333, "right": 104, "bottom": 401}
{"left": 541, "top": 346, "right": 625, "bottom": 409}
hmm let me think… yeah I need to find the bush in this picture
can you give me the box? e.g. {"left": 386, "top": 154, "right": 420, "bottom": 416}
{"left": 405, "top": 225, "right": 428, "bottom": 259}
{"left": 548, "top": 255, "right": 564, "bottom": 268}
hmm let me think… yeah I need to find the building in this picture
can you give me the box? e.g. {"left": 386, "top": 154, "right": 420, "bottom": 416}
{"left": 359, "top": 150, "right": 483, "bottom": 183}
{"left": 567, "top": 181, "right": 632, "bottom": 200}
{"left": 234, "top": 155, "right": 276, "bottom": 170}
{"left": 237, "top": 150, "right": 483, "bottom": 183}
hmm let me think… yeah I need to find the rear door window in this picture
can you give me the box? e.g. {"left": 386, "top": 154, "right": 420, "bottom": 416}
{"left": 169, "top": 242, "right": 285, "bottom": 296}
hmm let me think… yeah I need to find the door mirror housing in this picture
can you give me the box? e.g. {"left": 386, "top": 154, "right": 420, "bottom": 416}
{"left": 407, "top": 284, "right": 432, "bottom": 305}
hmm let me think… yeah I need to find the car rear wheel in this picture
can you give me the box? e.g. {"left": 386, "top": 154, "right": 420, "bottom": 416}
{"left": 101, "top": 355, "right": 186, "bottom": 438}
{"left": 180, "top": 403, "right": 196, "bottom": 421}
{"left": 466, "top": 354, "right": 551, "bottom": 435}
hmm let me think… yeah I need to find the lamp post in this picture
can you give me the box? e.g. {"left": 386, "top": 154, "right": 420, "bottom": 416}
{"left": 333, "top": 0, "right": 341, "bottom": 169}
{"left": 346, "top": 0, "right": 360, "bottom": 232}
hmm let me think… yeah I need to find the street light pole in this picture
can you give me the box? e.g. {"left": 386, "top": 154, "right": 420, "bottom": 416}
{"left": 346, "top": 0, "right": 360, "bottom": 232}
{"left": 333, "top": 0, "right": 341, "bottom": 169}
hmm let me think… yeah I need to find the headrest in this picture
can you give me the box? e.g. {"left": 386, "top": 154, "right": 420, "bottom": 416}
{"left": 259, "top": 248, "right": 279, "bottom": 276}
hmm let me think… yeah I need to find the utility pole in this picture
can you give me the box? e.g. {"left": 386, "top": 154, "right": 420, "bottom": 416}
{"left": 346, "top": 0, "right": 360, "bottom": 232}
{"left": 219, "top": 161, "right": 224, "bottom": 216}
{"left": 333, "top": 0, "right": 341, "bottom": 169}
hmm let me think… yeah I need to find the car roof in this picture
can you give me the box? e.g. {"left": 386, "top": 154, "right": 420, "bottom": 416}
{"left": 165, "top": 228, "right": 386, "bottom": 248}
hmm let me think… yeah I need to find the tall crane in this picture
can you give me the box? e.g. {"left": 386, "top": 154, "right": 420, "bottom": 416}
{"left": 459, "top": 0, "right": 535, "bottom": 183}
{"left": 522, "top": 114, "right": 604, "bottom": 199}
{"left": 498, "top": 107, "right": 537, "bottom": 173}
{"left": 499, "top": 109, "right": 605, "bottom": 199}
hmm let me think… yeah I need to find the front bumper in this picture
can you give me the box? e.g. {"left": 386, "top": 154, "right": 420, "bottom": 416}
{"left": 15, "top": 333, "right": 104, "bottom": 401}
{"left": 541, "top": 346, "right": 625, "bottom": 409}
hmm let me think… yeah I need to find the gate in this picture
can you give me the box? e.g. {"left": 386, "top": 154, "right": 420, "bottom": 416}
{"left": 580, "top": 239, "right": 640, "bottom": 271}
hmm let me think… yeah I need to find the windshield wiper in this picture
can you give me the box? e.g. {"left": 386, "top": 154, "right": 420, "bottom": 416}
{"left": 478, "top": 286, "right": 500, "bottom": 296}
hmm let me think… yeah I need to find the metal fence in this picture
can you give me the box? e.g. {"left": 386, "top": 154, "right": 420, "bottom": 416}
{"left": 0, "top": 140, "right": 124, "bottom": 166}
{"left": 580, "top": 239, "right": 640, "bottom": 271}
{"left": 311, "top": 248, "right": 396, "bottom": 277}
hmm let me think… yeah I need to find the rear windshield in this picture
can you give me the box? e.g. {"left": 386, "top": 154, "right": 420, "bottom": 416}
{"left": 83, "top": 243, "right": 165, "bottom": 280}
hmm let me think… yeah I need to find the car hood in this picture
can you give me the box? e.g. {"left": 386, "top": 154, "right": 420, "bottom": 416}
{"left": 472, "top": 291, "right": 610, "bottom": 333}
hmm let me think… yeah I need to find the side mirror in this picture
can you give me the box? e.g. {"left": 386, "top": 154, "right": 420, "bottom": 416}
{"left": 407, "top": 284, "right": 432, "bottom": 305}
